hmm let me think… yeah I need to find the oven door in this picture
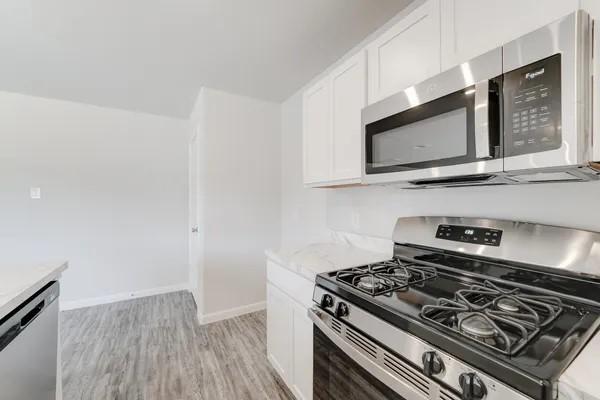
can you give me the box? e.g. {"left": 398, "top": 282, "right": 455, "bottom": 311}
{"left": 309, "top": 307, "right": 432, "bottom": 400}
{"left": 362, "top": 48, "right": 503, "bottom": 185}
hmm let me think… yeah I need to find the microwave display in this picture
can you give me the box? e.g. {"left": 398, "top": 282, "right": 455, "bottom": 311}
{"left": 504, "top": 54, "right": 562, "bottom": 157}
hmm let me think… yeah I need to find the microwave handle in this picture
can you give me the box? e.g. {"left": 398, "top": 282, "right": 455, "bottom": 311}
{"left": 474, "top": 80, "right": 491, "bottom": 159}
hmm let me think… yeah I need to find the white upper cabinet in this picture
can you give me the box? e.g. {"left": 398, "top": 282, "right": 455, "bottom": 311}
{"left": 367, "top": 0, "right": 441, "bottom": 104}
{"left": 303, "top": 80, "right": 331, "bottom": 184}
{"left": 303, "top": 51, "right": 366, "bottom": 187}
{"left": 331, "top": 52, "right": 366, "bottom": 181}
{"left": 441, "top": 0, "right": 578, "bottom": 70}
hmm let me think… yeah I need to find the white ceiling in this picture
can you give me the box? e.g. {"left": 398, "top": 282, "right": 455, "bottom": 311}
{"left": 0, "top": 0, "right": 412, "bottom": 118}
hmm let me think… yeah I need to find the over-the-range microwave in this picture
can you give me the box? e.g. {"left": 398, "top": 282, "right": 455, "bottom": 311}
{"left": 362, "top": 10, "right": 600, "bottom": 188}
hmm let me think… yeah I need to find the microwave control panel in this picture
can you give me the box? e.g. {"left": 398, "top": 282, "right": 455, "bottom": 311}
{"left": 436, "top": 225, "right": 503, "bottom": 247}
{"left": 503, "top": 54, "right": 562, "bottom": 157}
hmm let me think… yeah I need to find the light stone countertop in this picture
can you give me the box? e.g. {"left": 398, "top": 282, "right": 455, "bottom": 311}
{"left": 266, "top": 232, "right": 393, "bottom": 282}
{"left": 0, "top": 260, "right": 68, "bottom": 320}
{"left": 559, "top": 329, "right": 600, "bottom": 400}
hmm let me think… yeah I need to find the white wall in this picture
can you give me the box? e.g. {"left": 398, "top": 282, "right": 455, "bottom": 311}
{"left": 0, "top": 91, "right": 189, "bottom": 305}
{"left": 191, "top": 88, "right": 281, "bottom": 319}
{"left": 327, "top": 182, "right": 600, "bottom": 237}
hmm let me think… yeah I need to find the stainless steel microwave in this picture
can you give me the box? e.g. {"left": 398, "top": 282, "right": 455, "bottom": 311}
{"left": 362, "top": 11, "right": 599, "bottom": 187}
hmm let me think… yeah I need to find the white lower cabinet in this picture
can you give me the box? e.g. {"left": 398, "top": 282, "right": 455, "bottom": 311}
{"left": 267, "top": 279, "right": 313, "bottom": 400}
{"left": 292, "top": 302, "right": 313, "bottom": 400}
{"left": 267, "top": 283, "right": 293, "bottom": 386}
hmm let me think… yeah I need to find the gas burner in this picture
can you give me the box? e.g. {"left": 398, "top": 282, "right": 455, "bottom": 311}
{"left": 389, "top": 267, "right": 411, "bottom": 279}
{"left": 421, "top": 280, "right": 563, "bottom": 355}
{"left": 497, "top": 297, "right": 521, "bottom": 313}
{"left": 356, "top": 276, "right": 386, "bottom": 291}
{"left": 335, "top": 258, "right": 437, "bottom": 296}
{"left": 458, "top": 313, "right": 497, "bottom": 338}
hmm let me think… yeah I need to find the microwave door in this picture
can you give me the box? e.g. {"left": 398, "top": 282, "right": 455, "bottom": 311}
{"left": 502, "top": 11, "right": 592, "bottom": 174}
{"left": 362, "top": 48, "right": 503, "bottom": 185}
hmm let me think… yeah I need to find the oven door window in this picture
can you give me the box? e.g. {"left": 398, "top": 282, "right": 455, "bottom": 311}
{"left": 365, "top": 82, "right": 501, "bottom": 175}
{"left": 314, "top": 326, "right": 407, "bottom": 400}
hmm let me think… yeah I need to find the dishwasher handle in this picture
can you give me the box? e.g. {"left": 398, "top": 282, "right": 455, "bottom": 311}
{"left": 20, "top": 300, "right": 45, "bottom": 327}
{"left": 0, "top": 323, "right": 21, "bottom": 352}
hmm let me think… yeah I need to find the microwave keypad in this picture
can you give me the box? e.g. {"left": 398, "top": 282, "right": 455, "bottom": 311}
{"left": 504, "top": 54, "right": 562, "bottom": 157}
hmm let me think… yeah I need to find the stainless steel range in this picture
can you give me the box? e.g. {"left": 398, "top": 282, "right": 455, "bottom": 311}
{"left": 309, "top": 217, "right": 600, "bottom": 400}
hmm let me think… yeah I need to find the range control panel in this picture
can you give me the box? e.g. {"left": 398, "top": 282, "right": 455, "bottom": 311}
{"left": 436, "top": 225, "right": 503, "bottom": 247}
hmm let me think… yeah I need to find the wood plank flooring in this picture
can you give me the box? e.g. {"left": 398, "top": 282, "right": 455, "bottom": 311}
{"left": 61, "top": 291, "right": 295, "bottom": 400}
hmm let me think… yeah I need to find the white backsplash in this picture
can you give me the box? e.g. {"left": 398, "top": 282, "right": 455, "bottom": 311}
{"left": 325, "top": 181, "right": 600, "bottom": 239}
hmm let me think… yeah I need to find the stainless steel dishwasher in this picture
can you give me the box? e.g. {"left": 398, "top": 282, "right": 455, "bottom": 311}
{"left": 0, "top": 281, "right": 59, "bottom": 400}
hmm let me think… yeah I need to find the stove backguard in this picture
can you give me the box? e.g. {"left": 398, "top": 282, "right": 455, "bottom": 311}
{"left": 392, "top": 216, "right": 600, "bottom": 280}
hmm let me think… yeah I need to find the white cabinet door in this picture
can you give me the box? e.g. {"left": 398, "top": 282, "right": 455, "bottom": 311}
{"left": 303, "top": 79, "right": 331, "bottom": 184}
{"left": 292, "top": 302, "right": 313, "bottom": 400}
{"left": 441, "top": 0, "right": 578, "bottom": 70}
{"left": 267, "top": 283, "right": 293, "bottom": 385}
{"left": 331, "top": 51, "right": 366, "bottom": 181}
{"left": 367, "top": 0, "right": 441, "bottom": 104}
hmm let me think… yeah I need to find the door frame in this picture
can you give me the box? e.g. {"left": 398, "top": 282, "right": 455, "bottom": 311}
{"left": 188, "top": 125, "right": 203, "bottom": 315}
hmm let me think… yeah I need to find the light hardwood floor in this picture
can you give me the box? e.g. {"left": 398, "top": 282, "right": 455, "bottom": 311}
{"left": 61, "top": 291, "right": 295, "bottom": 400}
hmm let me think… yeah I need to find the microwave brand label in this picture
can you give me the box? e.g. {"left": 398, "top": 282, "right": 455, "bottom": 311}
{"left": 525, "top": 68, "right": 545, "bottom": 80}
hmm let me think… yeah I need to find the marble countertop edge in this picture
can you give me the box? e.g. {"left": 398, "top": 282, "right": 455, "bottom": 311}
{"left": 265, "top": 236, "right": 392, "bottom": 282}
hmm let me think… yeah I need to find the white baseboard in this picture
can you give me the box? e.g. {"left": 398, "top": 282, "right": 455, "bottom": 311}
{"left": 198, "top": 300, "right": 266, "bottom": 325}
{"left": 60, "top": 283, "right": 190, "bottom": 311}
{"left": 267, "top": 353, "right": 291, "bottom": 387}
{"left": 190, "top": 287, "right": 202, "bottom": 310}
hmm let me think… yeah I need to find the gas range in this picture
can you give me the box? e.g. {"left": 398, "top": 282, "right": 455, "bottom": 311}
{"left": 310, "top": 217, "right": 600, "bottom": 400}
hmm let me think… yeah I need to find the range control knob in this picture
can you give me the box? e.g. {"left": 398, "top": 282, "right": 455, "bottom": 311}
{"left": 320, "top": 294, "right": 334, "bottom": 308}
{"left": 421, "top": 351, "right": 444, "bottom": 377}
{"left": 459, "top": 372, "right": 487, "bottom": 400}
{"left": 334, "top": 302, "right": 349, "bottom": 318}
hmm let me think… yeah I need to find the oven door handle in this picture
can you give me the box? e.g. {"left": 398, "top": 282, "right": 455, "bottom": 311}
{"left": 308, "top": 307, "right": 431, "bottom": 400}
{"left": 474, "top": 80, "right": 492, "bottom": 159}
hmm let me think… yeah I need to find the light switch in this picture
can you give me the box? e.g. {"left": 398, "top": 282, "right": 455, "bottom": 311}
{"left": 30, "top": 187, "right": 41, "bottom": 199}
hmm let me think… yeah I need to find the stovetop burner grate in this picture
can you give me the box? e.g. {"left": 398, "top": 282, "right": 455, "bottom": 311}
{"left": 335, "top": 258, "right": 437, "bottom": 296}
{"left": 421, "top": 281, "right": 563, "bottom": 355}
